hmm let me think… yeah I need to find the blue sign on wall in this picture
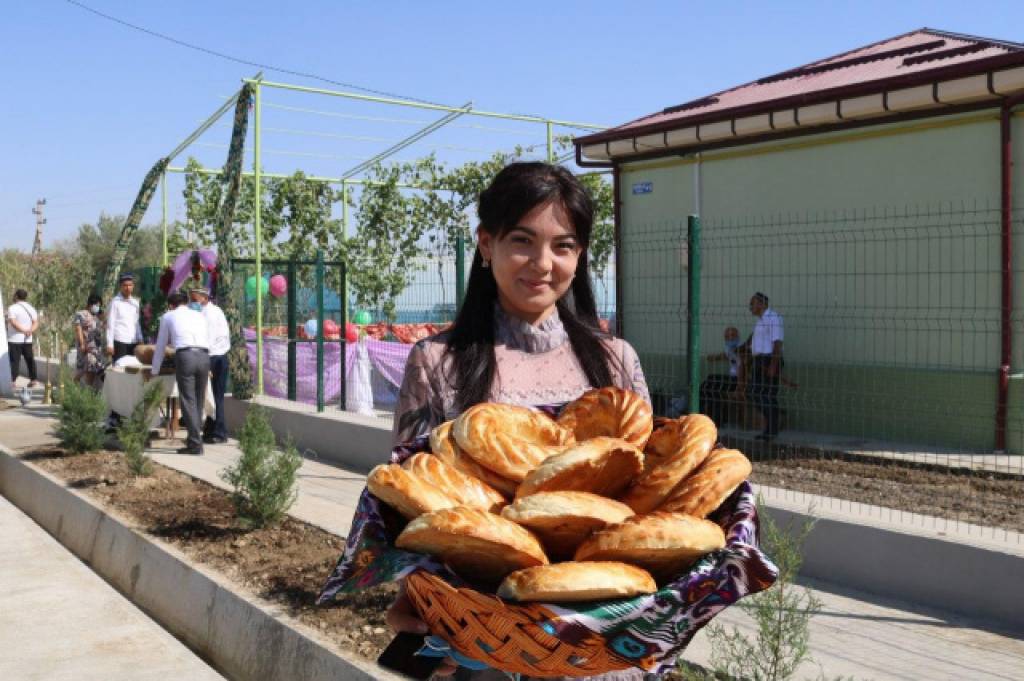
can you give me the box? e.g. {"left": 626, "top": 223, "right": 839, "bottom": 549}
{"left": 632, "top": 181, "right": 653, "bottom": 195}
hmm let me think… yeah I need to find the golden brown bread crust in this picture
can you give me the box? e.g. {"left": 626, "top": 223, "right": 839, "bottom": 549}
{"left": 453, "top": 403, "right": 574, "bottom": 483}
{"left": 557, "top": 387, "right": 654, "bottom": 449}
{"left": 620, "top": 414, "right": 718, "bottom": 514}
{"left": 515, "top": 437, "right": 644, "bottom": 499}
{"left": 429, "top": 421, "right": 518, "bottom": 497}
{"left": 396, "top": 507, "right": 549, "bottom": 583}
{"left": 402, "top": 452, "right": 507, "bottom": 512}
{"left": 497, "top": 561, "right": 657, "bottom": 602}
{"left": 573, "top": 511, "right": 726, "bottom": 580}
{"left": 366, "top": 464, "right": 458, "bottom": 520}
{"left": 658, "top": 448, "right": 752, "bottom": 518}
{"left": 500, "top": 491, "right": 634, "bottom": 560}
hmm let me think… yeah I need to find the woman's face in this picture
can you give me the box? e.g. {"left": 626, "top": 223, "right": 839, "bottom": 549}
{"left": 477, "top": 199, "right": 581, "bottom": 326}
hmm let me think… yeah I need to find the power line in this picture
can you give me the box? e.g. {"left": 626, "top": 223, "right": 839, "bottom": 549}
{"left": 62, "top": 0, "right": 451, "bottom": 107}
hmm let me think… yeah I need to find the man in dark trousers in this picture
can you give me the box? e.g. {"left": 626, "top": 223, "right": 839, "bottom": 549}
{"left": 744, "top": 292, "right": 784, "bottom": 441}
{"left": 190, "top": 286, "right": 230, "bottom": 445}
{"left": 151, "top": 292, "right": 210, "bottom": 455}
{"left": 105, "top": 273, "right": 142, "bottom": 362}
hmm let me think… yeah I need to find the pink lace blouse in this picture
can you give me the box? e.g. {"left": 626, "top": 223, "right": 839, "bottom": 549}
{"left": 391, "top": 305, "right": 650, "bottom": 446}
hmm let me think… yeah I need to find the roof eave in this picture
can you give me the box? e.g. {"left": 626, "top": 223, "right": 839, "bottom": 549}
{"left": 576, "top": 50, "right": 1024, "bottom": 148}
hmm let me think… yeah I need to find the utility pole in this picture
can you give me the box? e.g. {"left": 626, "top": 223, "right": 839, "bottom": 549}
{"left": 31, "top": 199, "right": 46, "bottom": 255}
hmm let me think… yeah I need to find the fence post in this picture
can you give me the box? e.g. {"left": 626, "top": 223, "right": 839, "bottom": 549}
{"left": 687, "top": 215, "right": 702, "bottom": 415}
{"left": 455, "top": 232, "right": 466, "bottom": 312}
{"left": 316, "top": 250, "right": 325, "bottom": 412}
{"left": 287, "top": 260, "right": 297, "bottom": 401}
{"left": 253, "top": 77, "right": 264, "bottom": 396}
{"left": 339, "top": 260, "right": 347, "bottom": 410}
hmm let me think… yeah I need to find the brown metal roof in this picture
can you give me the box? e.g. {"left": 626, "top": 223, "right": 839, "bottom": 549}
{"left": 578, "top": 28, "right": 1024, "bottom": 147}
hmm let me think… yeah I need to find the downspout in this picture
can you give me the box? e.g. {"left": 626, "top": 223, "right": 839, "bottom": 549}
{"left": 613, "top": 163, "right": 623, "bottom": 337}
{"left": 997, "top": 95, "right": 1023, "bottom": 452}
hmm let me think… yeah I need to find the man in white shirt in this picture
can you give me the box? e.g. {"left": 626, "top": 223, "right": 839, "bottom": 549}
{"left": 189, "top": 286, "right": 230, "bottom": 444}
{"left": 5, "top": 289, "right": 39, "bottom": 387}
{"left": 152, "top": 291, "right": 210, "bottom": 454}
{"left": 744, "top": 292, "right": 784, "bottom": 440}
{"left": 106, "top": 274, "right": 143, "bottom": 362}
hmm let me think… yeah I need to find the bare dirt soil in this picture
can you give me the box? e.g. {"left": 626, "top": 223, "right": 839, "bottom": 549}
{"left": 24, "top": 441, "right": 1023, "bottom": 670}
{"left": 28, "top": 448, "right": 398, "bottom": 662}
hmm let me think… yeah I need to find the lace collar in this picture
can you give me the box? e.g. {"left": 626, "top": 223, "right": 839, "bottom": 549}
{"left": 493, "top": 304, "right": 568, "bottom": 354}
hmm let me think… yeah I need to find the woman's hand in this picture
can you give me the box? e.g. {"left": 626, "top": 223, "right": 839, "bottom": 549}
{"left": 386, "top": 584, "right": 457, "bottom": 677}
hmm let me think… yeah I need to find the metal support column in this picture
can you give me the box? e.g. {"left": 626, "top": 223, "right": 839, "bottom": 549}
{"left": 316, "top": 250, "right": 325, "bottom": 413}
{"left": 687, "top": 215, "right": 702, "bottom": 415}
{"left": 287, "top": 260, "right": 297, "bottom": 401}
{"left": 253, "top": 79, "right": 264, "bottom": 395}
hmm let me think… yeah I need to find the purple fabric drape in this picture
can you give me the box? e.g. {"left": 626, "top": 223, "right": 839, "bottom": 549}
{"left": 243, "top": 329, "right": 413, "bottom": 406}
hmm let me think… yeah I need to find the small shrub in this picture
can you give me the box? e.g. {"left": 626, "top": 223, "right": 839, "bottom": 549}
{"left": 54, "top": 371, "right": 107, "bottom": 454}
{"left": 686, "top": 499, "right": 821, "bottom": 681}
{"left": 220, "top": 405, "right": 302, "bottom": 528}
{"left": 117, "top": 380, "right": 164, "bottom": 476}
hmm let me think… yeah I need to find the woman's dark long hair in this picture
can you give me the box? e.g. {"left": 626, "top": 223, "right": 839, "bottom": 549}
{"left": 444, "top": 162, "right": 617, "bottom": 412}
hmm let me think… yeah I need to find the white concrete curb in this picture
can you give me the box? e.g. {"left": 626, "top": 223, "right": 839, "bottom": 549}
{"left": 0, "top": 447, "right": 404, "bottom": 681}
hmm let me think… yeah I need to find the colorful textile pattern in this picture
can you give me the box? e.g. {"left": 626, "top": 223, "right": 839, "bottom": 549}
{"left": 218, "top": 84, "right": 254, "bottom": 399}
{"left": 100, "top": 158, "right": 170, "bottom": 299}
{"left": 317, "top": 423, "right": 778, "bottom": 675}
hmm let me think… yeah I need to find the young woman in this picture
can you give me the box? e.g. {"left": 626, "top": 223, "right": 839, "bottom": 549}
{"left": 387, "top": 162, "right": 650, "bottom": 680}
{"left": 73, "top": 293, "right": 105, "bottom": 388}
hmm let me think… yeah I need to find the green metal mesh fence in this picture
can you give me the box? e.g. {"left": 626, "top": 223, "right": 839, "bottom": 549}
{"left": 621, "top": 203, "right": 1024, "bottom": 540}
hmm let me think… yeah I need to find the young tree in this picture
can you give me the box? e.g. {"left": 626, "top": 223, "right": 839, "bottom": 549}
{"left": 220, "top": 405, "right": 302, "bottom": 528}
{"left": 341, "top": 162, "right": 428, "bottom": 323}
{"left": 117, "top": 380, "right": 164, "bottom": 476}
{"left": 54, "top": 371, "right": 108, "bottom": 454}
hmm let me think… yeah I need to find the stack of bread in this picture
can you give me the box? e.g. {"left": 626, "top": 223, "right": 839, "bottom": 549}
{"left": 366, "top": 387, "right": 752, "bottom": 603}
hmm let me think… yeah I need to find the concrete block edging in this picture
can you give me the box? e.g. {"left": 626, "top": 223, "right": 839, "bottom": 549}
{"left": 0, "top": 447, "right": 402, "bottom": 681}
{"left": 225, "top": 396, "right": 1024, "bottom": 632}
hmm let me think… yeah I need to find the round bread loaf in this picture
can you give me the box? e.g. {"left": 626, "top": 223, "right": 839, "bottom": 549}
{"left": 516, "top": 437, "right": 644, "bottom": 500}
{"left": 557, "top": 387, "right": 654, "bottom": 449}
{"left": 497, "top": 561, "right": 657, "bottom": 602}
{"left": 453, "top": 403, "right": 573, "bottom": 482}
{"left": 366, "top": 464, "right": 458, "bottom": 520}
{"left": 619, "top": 414, "right": 717, "bottom": 514}
{"left": 429, "top": 421, "right": 517, "bottom": 497}
{"left": 402, "top": 452, "right": 506, "bottom": 512}
{"left": 396, "top": 507, "right": 548, "bottom": 584}
{"left": 574, "top": 511, "right": 726, "bottom": 580}
{"left": 134, "top": 344, "right": 174, "bottom": 366}
{"left": 500, "top": 491, "right": 634, "bottom": 560}
{"left": 658, "top": 448, "right": 752, "bottom": 518}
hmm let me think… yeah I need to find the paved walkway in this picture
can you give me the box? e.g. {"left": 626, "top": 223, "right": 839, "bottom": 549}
{"left": 1, "top": 397, "right": 1023, "bottom": 680}
{"left": 0, "top": 492, "right": 223, "bottom": 681}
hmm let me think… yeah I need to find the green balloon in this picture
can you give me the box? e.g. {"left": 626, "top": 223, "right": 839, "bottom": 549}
{"left": 245, "top": 275, "right": 269, "bottom": 299}
{"left": 354, "top": 310, "right": 372, "bottom": 325}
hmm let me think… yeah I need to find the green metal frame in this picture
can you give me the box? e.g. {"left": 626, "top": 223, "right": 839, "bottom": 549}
{"left": 232, "top": 255, "right": 346, "bottom": 412}
{"left": 158, "top": 76, "right": 606, "bottom": 396}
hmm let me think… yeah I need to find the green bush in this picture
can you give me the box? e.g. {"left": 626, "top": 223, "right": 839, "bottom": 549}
{"left": 219, "top": 405, "right": 302, "bottom": 528}
{"left": 54, "top": 371, "right": 108, "bottom": 454}
{"left": 688, "top": 499, "right": 821, "bottom": 681}
{"left": 117, "top": 380, "right": 164, "bottom": 476}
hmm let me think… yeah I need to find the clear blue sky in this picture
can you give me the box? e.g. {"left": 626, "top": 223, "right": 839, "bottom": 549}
{"left": 2, "top": 0, "right": 1022, "bottom": 250}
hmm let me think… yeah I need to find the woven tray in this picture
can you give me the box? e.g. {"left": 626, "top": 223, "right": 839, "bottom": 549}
{"left": 318, "top": 434, "right": 778, "bottom": 677}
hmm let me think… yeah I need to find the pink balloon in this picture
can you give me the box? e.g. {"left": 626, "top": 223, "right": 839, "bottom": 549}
{"left": 345, "top": 322, "right": 358, "bottom": 343}
{"left": 269, "top": 274, "right": 287, "bottom": 297}
{"left": 323, "top": 319, "right": 340, "bottom": 336}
